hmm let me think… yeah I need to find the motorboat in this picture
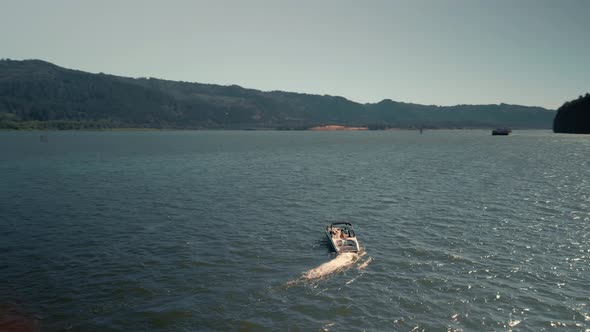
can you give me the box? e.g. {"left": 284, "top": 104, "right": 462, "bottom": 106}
{"left": 325, "top": 222, "right": 359, "bottom": 253}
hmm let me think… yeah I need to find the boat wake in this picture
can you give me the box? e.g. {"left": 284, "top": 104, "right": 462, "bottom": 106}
{"left": 285, "top": 250, "right": 373, "bottom": 287}
{"left": 357, "top": 256, "right": 373, "bottom": 270}
{"left": 303, "top": 252, "right": 358, "bottom": 280}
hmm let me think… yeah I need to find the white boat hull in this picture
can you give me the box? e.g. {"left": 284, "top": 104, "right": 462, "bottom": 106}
{"left": 325, "top": 224, "right": 359, "bottom": 253}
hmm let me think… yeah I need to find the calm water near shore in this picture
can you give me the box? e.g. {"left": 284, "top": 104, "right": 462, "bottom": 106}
{"left": 1, "top": 130, "right": 588, "bottom": 331}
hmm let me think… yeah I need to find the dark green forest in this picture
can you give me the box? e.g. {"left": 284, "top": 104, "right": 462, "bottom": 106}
{"left": 0, "top": 59, "right": 556, "bottom": 130}
{"left": 553, "top": 93, "right": 590, "bottom": 134}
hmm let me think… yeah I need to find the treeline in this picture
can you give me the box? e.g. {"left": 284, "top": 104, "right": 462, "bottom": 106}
{"left": 0, "top": 59, "right": 556, "bottom": 130}
{"left": 553, "top": 93, "right": 590, "bottom": 134}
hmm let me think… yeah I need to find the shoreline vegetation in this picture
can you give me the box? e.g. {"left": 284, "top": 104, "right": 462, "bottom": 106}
{"left": 0, "top": 59, "right": 558, "bottom": 131}
{"left": 0, "top": 118, "right": 552, "bottom": 132}
{"left": 0, "top": 119, "right": 556, "bottom": 132}
{"left": 0, "top": 119, "right": 552, "bottom": 132}
{"left": 553, "top": 93, "right": 590, "bottom": 134}
{"left": 0, "top": 125, "right": 555, "bottom": 132}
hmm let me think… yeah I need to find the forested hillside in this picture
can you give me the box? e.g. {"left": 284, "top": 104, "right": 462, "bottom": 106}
{"left": 553, "top": 94, "right": 590, "bottom": 134}
{"left": 0, "top": 59, "right": 556, "bottom": 130}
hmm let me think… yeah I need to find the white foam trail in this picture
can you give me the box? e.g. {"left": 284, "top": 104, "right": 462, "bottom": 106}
{"left": 357, "top": 257, "right": 373, "bottom": 270}
{"left": 345, "top": 275, "right": 360, "bottom": 285}
{"left": 357, "top": 250, "right": 366, "bottom": 258}
{"left": 284, "top": 279, "right": 300, "bottom": 288}
{"left": 303, "top": 253, "right": 358, "bottom": 280}
{"left": 285, "top": 249, "right": 371, "bottom": 287}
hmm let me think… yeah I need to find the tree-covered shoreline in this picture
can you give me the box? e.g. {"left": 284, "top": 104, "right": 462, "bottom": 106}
{"left": 553, "top": 94, "right": 590, "bottom": 134}
{"left": 1, "top": 59, "right": 556, "bottom": 130}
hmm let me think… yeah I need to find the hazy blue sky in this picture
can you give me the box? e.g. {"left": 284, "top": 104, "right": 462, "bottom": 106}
{"left": 1, "top": 0, "right": 588, "bottom": 109}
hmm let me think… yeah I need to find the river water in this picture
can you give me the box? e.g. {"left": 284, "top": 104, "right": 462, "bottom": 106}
{"left": 1, "top": 130, "right": 588, "bottom": 331}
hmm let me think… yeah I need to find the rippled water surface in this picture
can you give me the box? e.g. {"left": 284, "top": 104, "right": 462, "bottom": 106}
{"left": 1, "top": 130, "right": 589, "bottom": 331}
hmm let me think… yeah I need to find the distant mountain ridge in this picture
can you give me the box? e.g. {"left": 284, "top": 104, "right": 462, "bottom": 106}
{"left": 0, "top": 59, "right": 556, "bottom": 130}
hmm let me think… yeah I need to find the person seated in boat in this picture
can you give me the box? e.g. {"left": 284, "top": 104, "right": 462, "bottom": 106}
{"left": 340, "top": 231, "right": 346, "bottom": 239}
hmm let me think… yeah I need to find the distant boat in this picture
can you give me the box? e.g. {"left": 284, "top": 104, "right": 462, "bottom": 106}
{"left": 492, "top": 128, "right": 511, "bottom": 136}
{"left": 325, "top": 222, "right": 359, "bottom": 253}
